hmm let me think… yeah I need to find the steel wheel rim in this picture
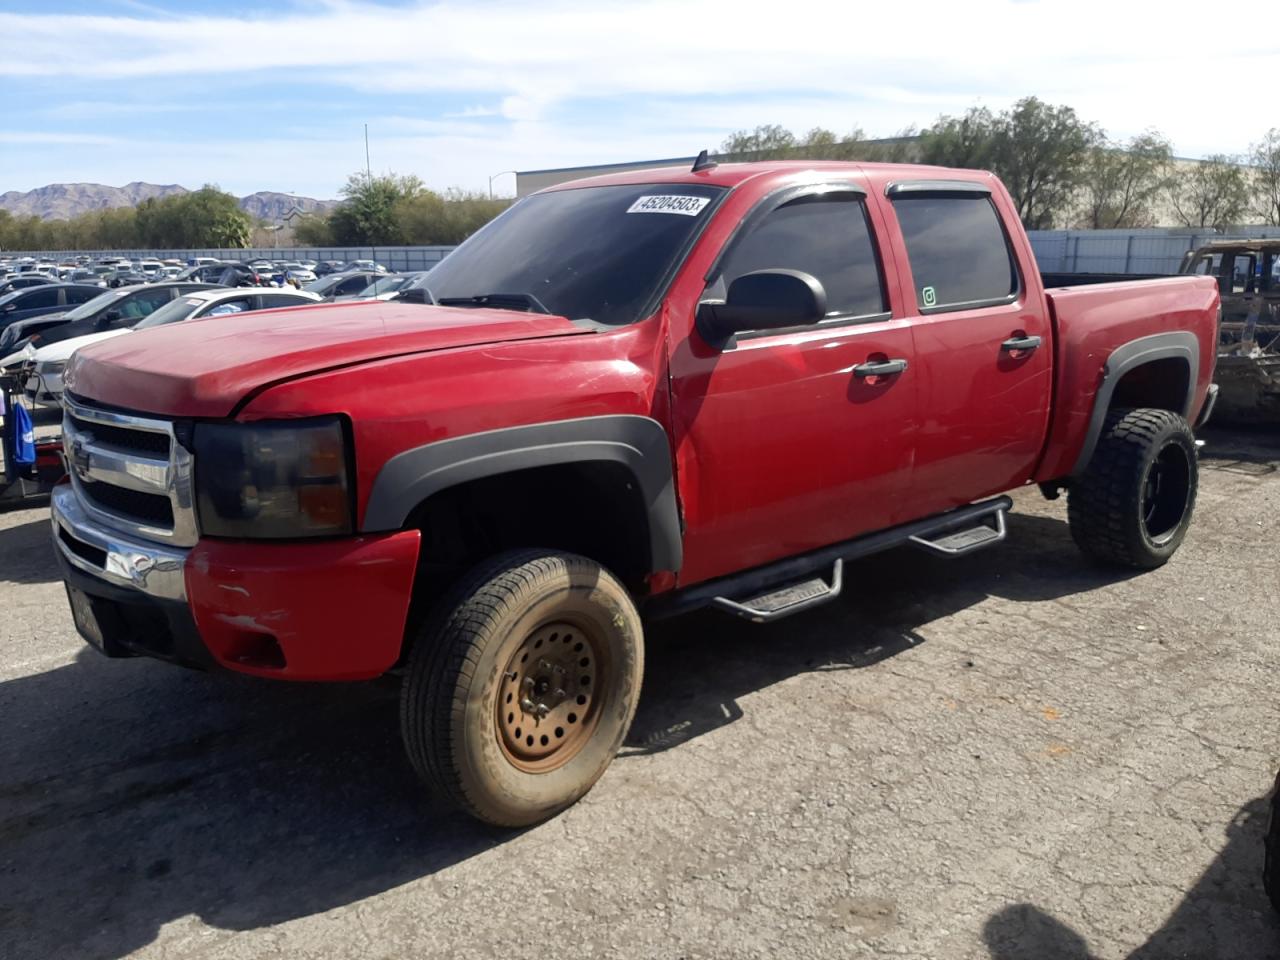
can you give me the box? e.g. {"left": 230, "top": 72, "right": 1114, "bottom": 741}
{"left": 496, "top": 620, "right": 605, "bottom": 773}
{"left": 1141, "top": 443, "right": 1192, "bottom": 544}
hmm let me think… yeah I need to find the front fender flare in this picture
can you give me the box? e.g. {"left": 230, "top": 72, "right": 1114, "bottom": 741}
{"left": 361, "top": 414, "right": 682, "bottom": 573}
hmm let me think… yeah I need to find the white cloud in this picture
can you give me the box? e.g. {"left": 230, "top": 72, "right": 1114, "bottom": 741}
{"left": 0, "top": 132, "right": 123, "bottom": 145}
{"left": 1, "top": 0, "right": 1273, "bottom": 196}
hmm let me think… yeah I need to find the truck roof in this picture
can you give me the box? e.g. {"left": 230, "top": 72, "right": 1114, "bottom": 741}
{"left": 1191, "top": 238, "right": 1280, "bottom": 253}
{"left": 538, "top": 159, "right": 997, "bottom": 193}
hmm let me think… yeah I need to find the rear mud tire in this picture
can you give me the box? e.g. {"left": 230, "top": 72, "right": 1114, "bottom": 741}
{"left": 1067, "top": 408, "right": 1198, "bottom": 569}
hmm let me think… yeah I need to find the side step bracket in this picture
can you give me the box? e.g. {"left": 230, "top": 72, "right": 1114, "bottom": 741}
{"left": 710, "top": 560, "right": 843, "bottom": 624}
{"left": 908, "top": 506, "right": 1007, "bottom": 557}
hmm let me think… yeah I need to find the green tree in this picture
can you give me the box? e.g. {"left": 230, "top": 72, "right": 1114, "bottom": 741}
{"left": 991, "top": 98, "right": 1102, "bottom": 229}
{"left": 919, "top": 106, "right": 998, "bottom": 170}
{"left": 328, "top": 172, "right": 424, "bottom": 245}
{"left": 292, "top": 214, "right": 334, "bottom": 246}
{"left": 719, "top": 124, "right": 799, "bottom": 161}
{"left": 1168, "top": 155, "right": 1250, "bottom": 230}
{"left": 1079, "top": 131, "right": 1174, "bottom": 229}
{"left": 921, "top": 98, "right": 1101, "bottom": 228}
{"left": 133, "top": 186, "right": 249, "bottom": 248}
{"left": 1251, "top": 128, "right": 1280, "bottom": 225}
{"left": 394, "top": 189, "right": 512, "bottom": 245}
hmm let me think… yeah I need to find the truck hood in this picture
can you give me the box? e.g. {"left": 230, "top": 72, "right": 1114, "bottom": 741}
{"left": 66, "top": 300, "right": 591, "bottom": 418}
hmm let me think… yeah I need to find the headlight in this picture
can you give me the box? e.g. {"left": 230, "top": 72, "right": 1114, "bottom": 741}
{"left": 193, "top": 416, "right": 354, "bottom": 538}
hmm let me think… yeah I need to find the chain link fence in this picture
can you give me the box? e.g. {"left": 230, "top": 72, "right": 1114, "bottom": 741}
{"left": 8, "top": 228, "right": 1280, "bottom": 277}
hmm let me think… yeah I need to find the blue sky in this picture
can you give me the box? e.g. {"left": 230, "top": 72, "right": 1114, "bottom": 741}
{"left": 0, "top": 0, "right": 1271, "bottom": 201}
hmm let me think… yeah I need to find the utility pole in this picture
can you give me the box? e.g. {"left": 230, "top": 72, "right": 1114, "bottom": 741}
{"left": 364, "top": 124, "right": 372, "bottom": 180}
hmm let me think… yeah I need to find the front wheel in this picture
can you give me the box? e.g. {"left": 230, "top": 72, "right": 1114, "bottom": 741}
{"left": 1067, "top": 408, "right": 1198, "bottom": 569}
{"left": 400, "top": 550, "right": 644, "bottom": 827}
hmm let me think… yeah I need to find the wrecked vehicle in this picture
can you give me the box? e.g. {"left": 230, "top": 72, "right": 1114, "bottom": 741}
{"left": 53, "top": 159, "right": 1219, "bottom": 826}
{"left": 1181, "top": 240, "right": 1280, "bottom": 422}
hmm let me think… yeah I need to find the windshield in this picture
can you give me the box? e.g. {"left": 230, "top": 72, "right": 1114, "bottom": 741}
{"left": 62, "top": 289, "right": 125, "bottom": 321}
{"left": 133, "top": 296, "right": 203, "bottom": 330}
{"left": 425, "top": 183, "right": 724, "bottom": 325}
{"left": 303, "top": 275, "right": 343, "bottom": 294}
{"left": 354, "top": 275, "right": 411, "bottom": 298}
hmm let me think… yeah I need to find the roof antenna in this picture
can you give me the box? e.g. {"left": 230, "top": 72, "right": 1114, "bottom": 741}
{"left": 691, "top": 149, "right": 717, "bottom": 173}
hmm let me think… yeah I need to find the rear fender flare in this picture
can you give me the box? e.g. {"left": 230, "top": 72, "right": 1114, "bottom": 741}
{"left": 1071, "top": 331, "right": 1199, "bottom": 476}
{"left": 361, "top": 414, "right": 682, "bottom": 573}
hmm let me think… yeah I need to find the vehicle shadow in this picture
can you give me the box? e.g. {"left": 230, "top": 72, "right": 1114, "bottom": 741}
{"left": 0, "top": 515, "right": 59, "bottom": 585}
{"left": 0, "top": 651, "right": 508, "bottom": 960}
{"left": 0, "top": 511, "right": 1127, "bottom": 959}
{"left": 982, "top": 793, "right": 1280, "bottom": 959}
{"left": 627, "top": 511, "right": 1135, "bottom": 755}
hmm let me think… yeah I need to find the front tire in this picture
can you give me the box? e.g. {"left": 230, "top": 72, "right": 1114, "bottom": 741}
{"left": 401, "top": 550, "right": 644, "bottom": 827}
{"left": 1067, "top": 408, "right": 1198, "bottom": 569}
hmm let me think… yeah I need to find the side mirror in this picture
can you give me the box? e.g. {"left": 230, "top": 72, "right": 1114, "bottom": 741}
{"left": 392, "top": 288, "right": 431, "bottom": 305}
{"left": 697, "top": 269, "right": 827, "bottom": 345}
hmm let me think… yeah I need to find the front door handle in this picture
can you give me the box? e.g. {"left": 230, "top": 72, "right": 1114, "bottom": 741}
{"left": 1001, "top": 335, "right": 1042, "bottom": 352}
{"left": 852, "top": 358, "right": 908, "bottom": 378}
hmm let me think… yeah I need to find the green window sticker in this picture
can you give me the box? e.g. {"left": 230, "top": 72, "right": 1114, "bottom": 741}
{"left": 922, "top": 286, "right": 937, "bottom": 307}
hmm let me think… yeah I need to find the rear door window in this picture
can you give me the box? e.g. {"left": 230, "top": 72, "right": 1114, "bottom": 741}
{"left": 892, "top": 193, "right": 1019, "bottom": 311}
{"left": 202, "top": 297, "right": 253, "bottom": 317}
{"left": 258, "top": 294, "right": 310, "bottom": 308}
{"left": 20, "top": 288, "right": 59, "bottom": 309}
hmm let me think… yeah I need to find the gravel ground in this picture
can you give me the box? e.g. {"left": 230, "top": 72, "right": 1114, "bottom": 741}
{"left": 2, "top": 426, "right": 1278, "bottom": 960}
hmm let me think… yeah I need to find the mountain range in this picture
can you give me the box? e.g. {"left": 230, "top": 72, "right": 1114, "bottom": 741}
{"left": 0, "top": 182, "right": 337, "bottom": 222}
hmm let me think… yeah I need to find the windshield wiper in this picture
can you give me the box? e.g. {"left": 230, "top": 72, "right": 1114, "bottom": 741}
{"left": 436, "top": 292, "right": 551, "bottom": 315}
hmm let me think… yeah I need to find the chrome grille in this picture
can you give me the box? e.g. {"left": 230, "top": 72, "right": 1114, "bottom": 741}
{"left": 62, "top": 396, "right": 198, "bottom": 547}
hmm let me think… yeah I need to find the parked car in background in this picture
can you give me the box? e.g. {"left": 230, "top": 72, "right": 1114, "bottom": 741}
{"left": 0, "top": 275, "right": 56, "bottom": 297}
{"left": 278, "top": 262, "right": 317, "bottom": 285}
{"left": 175, "top": 261, "right": 234, "bottom": 283}
{"left": 108, "top": 266, "right": 149, "bottom": 288}
{"left": 215, "top": 262, "right": 278, "bottom": 287}
{"left": 336, "top": 271, "right": 430, "bottom": 301}
{"left": 338, "top": 259, "right": 387, "bottom": 274}
{"left": 0, "top": 283, "right": 104, "bottom": 333}
{"left": 68, "top": 268, "right": 110, "bottom": 287}
{"left": 0, "top": 281, "right": 221, "bottom": 357}
{"left": 1179, "top": 239, "right": 1280, "bottom": 423}
{"left": 314, "top": 260, "right": 345, "bottom": 277}
{"left": 21, "top": 286, "right": 322, "bottom": 406}
{"left": 303, "top": 270, "right": 388, "bottom": 299}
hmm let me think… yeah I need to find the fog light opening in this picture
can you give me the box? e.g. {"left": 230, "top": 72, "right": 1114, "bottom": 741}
{"left": 227, "top": 631, "right": 287, "bottom": 670}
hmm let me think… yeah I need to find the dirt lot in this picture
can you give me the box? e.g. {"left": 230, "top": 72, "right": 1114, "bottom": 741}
{"left": 2, "top": 426, "right": 1279, "bottom": 960}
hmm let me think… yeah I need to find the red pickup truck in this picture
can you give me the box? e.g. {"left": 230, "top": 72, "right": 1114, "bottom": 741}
{"left": 53, "top": 160, "right": 1219, "bottom": 826}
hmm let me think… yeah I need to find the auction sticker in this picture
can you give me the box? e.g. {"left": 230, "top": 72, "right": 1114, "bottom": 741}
{"left": 626, "top": 195, "right": 710, "bottom": 216}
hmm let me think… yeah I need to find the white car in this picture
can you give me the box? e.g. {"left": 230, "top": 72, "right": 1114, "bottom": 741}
{"left": 22, "top": 286, "right": 321, "bottom": 406}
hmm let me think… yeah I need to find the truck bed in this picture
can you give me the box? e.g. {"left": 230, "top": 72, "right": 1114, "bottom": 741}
{"left": 1034, "top": 274, "right": 1220, "bottom": 482}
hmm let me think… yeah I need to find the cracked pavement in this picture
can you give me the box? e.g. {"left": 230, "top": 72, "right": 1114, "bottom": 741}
{"left": 2, "top": 426, "right": 1278, "bottom": 959}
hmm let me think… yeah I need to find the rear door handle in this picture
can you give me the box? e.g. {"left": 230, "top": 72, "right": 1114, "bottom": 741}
{"left": 1001, "top": 335, "right": 1042, "bottom": 352}
{"left": 852, "top": 358, "right": 908, "bottom": 378}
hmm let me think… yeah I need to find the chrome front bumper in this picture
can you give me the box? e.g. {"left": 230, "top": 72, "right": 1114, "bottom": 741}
{"left": 51, "top": 484, "right": 190, "bottom": 601}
